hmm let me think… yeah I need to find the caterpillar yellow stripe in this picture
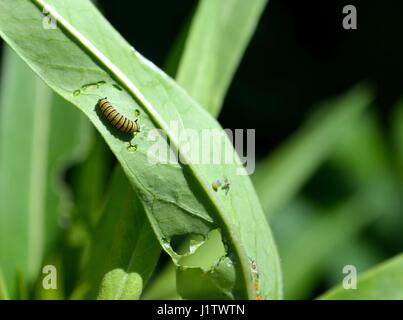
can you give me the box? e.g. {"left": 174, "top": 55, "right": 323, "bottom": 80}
{"left": 97, "top": 98, "right": 140, "bottom": 134}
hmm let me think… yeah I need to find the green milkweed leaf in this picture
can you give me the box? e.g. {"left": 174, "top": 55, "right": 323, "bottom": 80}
{"left": 0, "top": 0, "right": 282, "bottom": 299}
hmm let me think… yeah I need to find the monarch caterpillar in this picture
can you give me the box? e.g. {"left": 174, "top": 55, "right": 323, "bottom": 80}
{"left": 97, "top": 98, "right": 140, "bottom": 134}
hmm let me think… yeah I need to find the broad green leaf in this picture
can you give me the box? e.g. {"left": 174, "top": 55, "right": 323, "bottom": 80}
{"left": 97, "top": 269, "right": 142, "bottom": 300}
{"left": 0, "top": 0, "right": 282, "bottom": 299}
{"left": 79, "top": 166, "right": 160, "bottom": 298}
{"left": 176, "top": 0, "right": 267, "bottom": 116}
{"left": 320, "top": 253, "right": 403, "bottom": 299}
{"left": 0, "top": 45, "right": 90, "bottom": 297}
{"left": 253, "top": 87, "right": 372, "bottom": 219}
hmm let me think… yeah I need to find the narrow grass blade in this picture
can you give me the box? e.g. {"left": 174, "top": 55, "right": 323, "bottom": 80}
{"left": 176, "top": 0, "right": 267, "bottom": 116}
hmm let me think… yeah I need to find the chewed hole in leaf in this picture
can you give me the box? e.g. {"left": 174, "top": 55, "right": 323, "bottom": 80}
{"left": 178, "top": 229, "right": 226, "bottom": 269}
{"left": 175, "top": 230, "right": 237, "bottom": 299}
{"left": 170, "top": 233, "right": 205, "bottom": 256}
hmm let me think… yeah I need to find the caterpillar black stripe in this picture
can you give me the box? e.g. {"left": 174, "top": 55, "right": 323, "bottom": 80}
{"left": 97, "top": 98, "right": 140, "bottom": 134}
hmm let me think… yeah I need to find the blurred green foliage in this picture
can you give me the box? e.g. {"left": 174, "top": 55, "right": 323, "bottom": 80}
{"left": 0, "top": 0, "right": 402, "bottom": 300}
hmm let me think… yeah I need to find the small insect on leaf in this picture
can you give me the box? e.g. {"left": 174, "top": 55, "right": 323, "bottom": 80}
{"left": 97, "top": 98, "right": 140, "bottom": 134}
{"left": 222, "top": 177, "right": 230, "bottom": 195}
{"left": 212, "top": 177, "right": 231, "bottom": 194}
{"left": 212, "top": 179, "right": 223, "bottom": 192}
